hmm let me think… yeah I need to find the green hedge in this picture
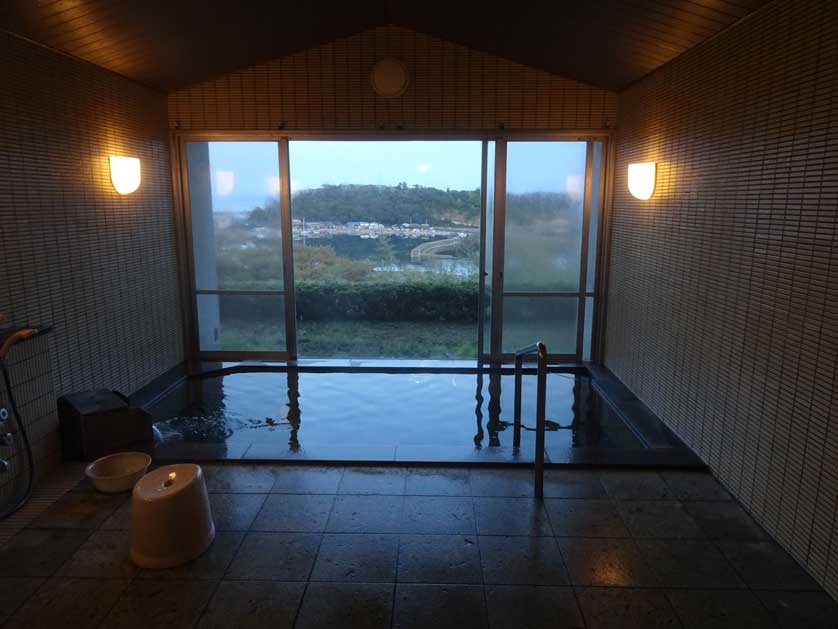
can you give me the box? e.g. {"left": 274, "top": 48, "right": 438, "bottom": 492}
{"left": 296, "top": 280, "right": 478, "bottom": 321}
{"left": 218, "top": 280, "right": 480, "bottom": 323}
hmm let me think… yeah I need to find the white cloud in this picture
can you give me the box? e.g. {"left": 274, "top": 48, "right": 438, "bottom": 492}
{"left": 418, "top": 164, "right": 430, "bottom": 173}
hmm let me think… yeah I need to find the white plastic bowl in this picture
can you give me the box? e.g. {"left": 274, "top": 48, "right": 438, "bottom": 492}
{"left": 85, "top": 452, "right": 152, "bottom": 493}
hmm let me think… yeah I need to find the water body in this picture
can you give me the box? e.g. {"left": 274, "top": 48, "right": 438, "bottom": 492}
{"left": 152, "top": 370, "right": 641, "bottom": 452}
{"left": 298, "top": 233, "right": 479, "bottom": 276}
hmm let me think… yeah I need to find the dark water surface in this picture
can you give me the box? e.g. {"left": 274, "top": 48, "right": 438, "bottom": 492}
{"left": 151, "top": 370, "right": 641, "bottom": 457}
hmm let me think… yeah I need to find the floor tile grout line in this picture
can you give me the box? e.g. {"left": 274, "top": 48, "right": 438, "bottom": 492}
{"left": 573, "top": 585, "right": 688, "bottom": 629}
{"left": 191, "top": 577, "right": 224, "bottom": 629}
{"left": 196, "top": 577, "right": 826, "bottom": 592}
{"left": 389, "top": 527, "right": 403, "bottom": 629}
{"left": 303, "top": 491, "right": 340, "bottom": 584}
{"left": 749, "top": 588, "right": 797, "bottom": 629}
{"left": 246, "top": 487, "right": 280, "bottom": 532}
{"left": 469, "top": 490, "right": 491, "bottom": 628}
{"left": 194, "top": 531, "right": 249, "bottom": 628}
{"left": 661, "top": 587, "right": 780, "bottom": 629}
{"left": 290, "top": 582, "right": 310, "bottom": 629}
{"left": 4, "top": 467, "right": 818, "bottom": 627}
{"left": 537, "top": 496, "right": 577, "bottom": 592}
{"left": 705, "top": 537, "right": 750, "bottom": 590}
{"left": 704, "top": 535, "right": 792, "bottom": 625}
{"left": 659, "top": 588, "right": 690, "bottom": 629}
{"left": 43, "top": 524, "right": 99, "bottom": 581}
{"left": 570, "top": 585, "right": 592, "bottom": 629}
{"left": 206, "top": 488, "right": 735, "bottom": 501}
{"left": 92, "top": 552, "right": 144, "bottom": 629}
{"left": 20, "top": 525, "right": 779, "bottom": 544}
{"left": 1, "top": 574, "right": 52, "bottom": 626}
{"left": 4, "top": 574, "right": 812, "bottom": 590}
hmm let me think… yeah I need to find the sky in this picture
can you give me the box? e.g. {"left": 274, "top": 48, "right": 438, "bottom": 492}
{"left": 202, "top": 140, "right": 588, "bottom": 212}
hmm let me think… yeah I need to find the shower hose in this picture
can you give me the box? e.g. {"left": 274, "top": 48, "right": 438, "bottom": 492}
{"left": 0, "top": 356, "right": 35, "bottom": 520}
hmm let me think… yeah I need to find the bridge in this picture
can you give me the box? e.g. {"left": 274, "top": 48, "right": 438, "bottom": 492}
{"left": 409, "top": 236, "right": 463, "bottom": 260}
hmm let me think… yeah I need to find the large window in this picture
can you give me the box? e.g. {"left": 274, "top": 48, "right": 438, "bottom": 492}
{"left": 181, "top": 136, "right": 606, "bottom": 362}
{"left": 185, "top": 141, "right": 292, "bottom": 354}
{"left": 289, "top": 141, "right": 482, "bottom": 359}
{"left": 500, "top": 142, "right": 587, "bottom": 355}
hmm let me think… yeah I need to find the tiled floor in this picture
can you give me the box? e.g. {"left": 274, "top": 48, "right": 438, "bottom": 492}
{"left": 0, "top": 465, "right": 836, "bottom": 628}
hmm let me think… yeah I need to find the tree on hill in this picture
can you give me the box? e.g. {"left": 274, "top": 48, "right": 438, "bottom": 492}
{"left": 247, "top": 183, "right": 581, "bottom": 231}
{"left": 290, "top": 184, "right": 481, "bottom": 225}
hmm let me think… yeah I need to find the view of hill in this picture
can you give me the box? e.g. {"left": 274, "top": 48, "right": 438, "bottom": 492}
{"left": 291, "top": 183, "right": 481, "bottom": 226}
{"left": 246, "top": 183, "right": 580, "bottom": 230}
{"left": 211, "top": 181, "right": 583, "bottom": 355}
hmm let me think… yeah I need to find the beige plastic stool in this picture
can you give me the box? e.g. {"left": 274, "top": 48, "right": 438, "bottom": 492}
{"left": 129, "top": 463, "right": 215, "bottom": 569}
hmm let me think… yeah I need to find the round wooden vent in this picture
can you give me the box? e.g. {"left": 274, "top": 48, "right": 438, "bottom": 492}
{"left": 371, "top": 59, "right": 410, "bottom": 98}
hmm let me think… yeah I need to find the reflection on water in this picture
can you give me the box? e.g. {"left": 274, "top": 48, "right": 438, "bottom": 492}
{"left": 374, "top": 258, "right": 478, "bottom": 277}
{"left": 151, "top": 369, "right": 640, "bottom": 452}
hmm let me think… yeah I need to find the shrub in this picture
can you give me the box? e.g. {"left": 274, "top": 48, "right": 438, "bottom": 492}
{"left": 295, "top": 279, "right": 479, "bottom": 322}
{"left": 217, "top": 279, "right": 480, "bottom": 323}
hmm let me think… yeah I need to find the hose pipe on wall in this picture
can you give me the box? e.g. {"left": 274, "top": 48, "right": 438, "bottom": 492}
{"left": 0, "top": 328, "right": 38, "bottom": 520}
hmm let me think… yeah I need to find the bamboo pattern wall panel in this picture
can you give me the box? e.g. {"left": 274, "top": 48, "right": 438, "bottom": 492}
{"left": 168, "top": 25, "right": 617, "bottom": 132}
{"left": 606, "top": 0, "right": 838, "bottom": 599}
{"left": 0, "top": 32, "right": 184, "bottom": 479}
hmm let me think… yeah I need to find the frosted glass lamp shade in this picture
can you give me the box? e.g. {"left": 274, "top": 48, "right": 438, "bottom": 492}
{"left": 627, "top": 162, "right": 655, "bottom": 200}
{"left": 109, "top": 156, "right": 141, "bottom": 194}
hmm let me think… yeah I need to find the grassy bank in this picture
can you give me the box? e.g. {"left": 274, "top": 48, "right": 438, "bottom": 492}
{"left": 221, "top": 320, "right": 478, "bottom": 359}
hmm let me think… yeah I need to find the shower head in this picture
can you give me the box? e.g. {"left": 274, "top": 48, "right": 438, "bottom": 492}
{"left": 0, "top": 328, "right": 37, "bottom": 364}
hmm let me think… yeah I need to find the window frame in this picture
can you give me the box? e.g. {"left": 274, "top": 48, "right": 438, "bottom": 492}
{"left": 171, "top": 130, "right": 614, "bottom": 365}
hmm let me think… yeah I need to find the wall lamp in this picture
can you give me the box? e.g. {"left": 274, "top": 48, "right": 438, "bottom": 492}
{"left": 109, "top": 156, "right": 141, "bottom": 194}
{"left": 628, "top": 162, "right": 656, "bottom": 200}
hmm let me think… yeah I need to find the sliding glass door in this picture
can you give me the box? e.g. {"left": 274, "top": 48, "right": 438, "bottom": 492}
{"left": 183, "top": 140, "right": 296, "bottom": 358}
{"left": 481, "top": 140, "right": 603, "bottom": 361}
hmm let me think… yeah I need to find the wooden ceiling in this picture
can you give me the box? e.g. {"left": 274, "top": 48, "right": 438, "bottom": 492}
{"left": 0, "top": 0, "right": 771, "bottom": 92}
{"left": 391, "top": 0, "right": 771, "bottom": 92}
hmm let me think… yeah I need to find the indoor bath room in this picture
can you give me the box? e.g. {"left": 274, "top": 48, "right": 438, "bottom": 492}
{"left": 0, "top": 0, "right": 836, "bottom": 627}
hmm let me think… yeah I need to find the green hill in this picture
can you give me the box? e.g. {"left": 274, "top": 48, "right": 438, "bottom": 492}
{"left": 248, "top": 183, "right": 580, "bottom": 230}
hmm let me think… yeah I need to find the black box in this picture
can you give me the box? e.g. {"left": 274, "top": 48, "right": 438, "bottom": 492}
{"left": 58, "top": 390, "right": 153, "bottom": 460}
